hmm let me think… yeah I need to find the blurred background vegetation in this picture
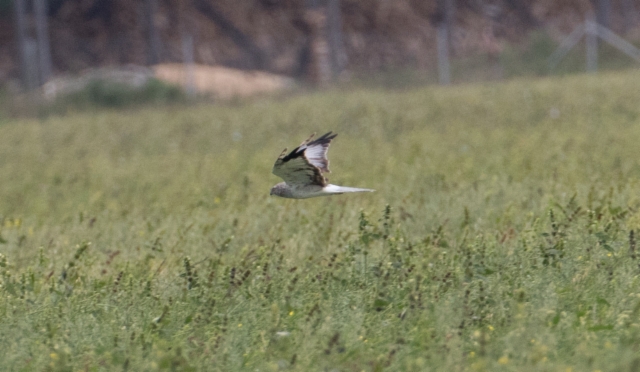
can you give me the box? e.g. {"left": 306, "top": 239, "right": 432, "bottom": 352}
{"left": 0, "top": 0, "right": 639, "bottom": 115}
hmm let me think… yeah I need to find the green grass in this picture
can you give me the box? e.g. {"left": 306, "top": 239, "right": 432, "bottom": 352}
{"left": 2, "top": 70, "right": 640, "bottom": 371}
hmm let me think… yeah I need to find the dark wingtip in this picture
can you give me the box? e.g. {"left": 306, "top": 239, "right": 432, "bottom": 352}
{"left": 281, "top": 132, "right": 337, "bottom": 163}
{"left": 322, "top": 131, "right": 337, "bottom": 139}
{"left": 310, "top": 131, "right": 337, "bottom": 145}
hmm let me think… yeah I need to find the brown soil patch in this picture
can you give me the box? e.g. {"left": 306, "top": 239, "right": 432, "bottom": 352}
{"left": 152, "top": 63, "right": 295, "bottom": 99}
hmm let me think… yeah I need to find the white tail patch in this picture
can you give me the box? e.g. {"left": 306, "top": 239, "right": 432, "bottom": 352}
{"left": 323, "top": 184, "right": 375, "bottom": 194}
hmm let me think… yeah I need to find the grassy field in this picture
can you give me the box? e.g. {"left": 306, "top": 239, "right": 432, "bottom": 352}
{"left": 2, "top": 70, "right": 640, "bottom": 371}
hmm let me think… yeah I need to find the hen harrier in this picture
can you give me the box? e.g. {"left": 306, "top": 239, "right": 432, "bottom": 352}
{"left": 270, "top": 132, "right": 374, "bottom": 199}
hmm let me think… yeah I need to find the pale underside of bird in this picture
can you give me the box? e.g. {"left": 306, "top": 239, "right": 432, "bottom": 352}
{"left": 270, "top": 132, "right": 374, "bottom": 199}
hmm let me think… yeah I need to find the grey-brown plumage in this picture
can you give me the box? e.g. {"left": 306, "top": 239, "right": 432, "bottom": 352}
{"left": 270, "top": 132, "right": 374, "bottom": 199}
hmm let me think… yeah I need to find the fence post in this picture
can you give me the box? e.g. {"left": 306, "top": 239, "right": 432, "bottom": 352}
{"left": 437, "top": 22, "right": 450, "bottom": 85}
{"left": 304, "top": 3, "right": 332, "bottom": 85}
{"left": 585, "top": 15, "right": 598, "bottom": 72}
{"left": 34, "top": 0, "right": 52, "bottom": 85}
{"left": 178, "top": 0, "right": 196, "bottom": 96}
{"left": 182, "top": 33, "right": 196, "bottom": 96}
{"left": 144, "top": 0, "right": 162, "bottom": 64}
{"left": 13, "top": 0, "right": 38, "bottom": 90}
{"left": 327, "top": 0, "right": 346, "bottom": 79}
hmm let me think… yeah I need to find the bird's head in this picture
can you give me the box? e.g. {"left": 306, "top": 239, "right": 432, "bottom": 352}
{"left": 270, "top": 182, "right": 288, "bottom": 197}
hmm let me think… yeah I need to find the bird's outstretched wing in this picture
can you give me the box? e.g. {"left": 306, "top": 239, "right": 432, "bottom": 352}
{"left": 272, "top": 132, "right": 338, "bottom": 186}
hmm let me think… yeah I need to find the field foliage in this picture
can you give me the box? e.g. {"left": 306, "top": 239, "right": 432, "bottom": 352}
{"left": 2, "top": 71, "right": 640, "bottom": 371}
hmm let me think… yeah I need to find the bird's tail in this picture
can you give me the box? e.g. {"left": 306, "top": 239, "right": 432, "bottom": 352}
{"left": 324, "top": 184, "right": 375, "bottom": 194}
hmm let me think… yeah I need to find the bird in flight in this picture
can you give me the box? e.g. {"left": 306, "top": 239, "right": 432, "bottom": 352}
{"left": 270, "top": 132, "right": 374, "bottom": 199}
